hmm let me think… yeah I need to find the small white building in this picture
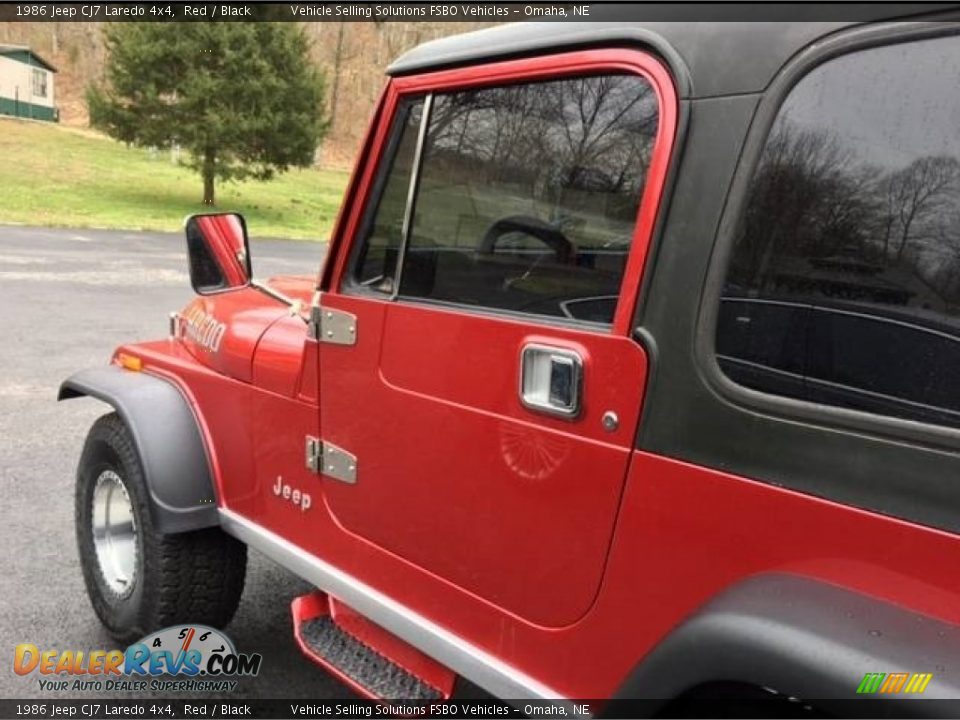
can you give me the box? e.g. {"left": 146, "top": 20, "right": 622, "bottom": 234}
{"left": 0, "top": 44, "right": 57, "bottom": 122}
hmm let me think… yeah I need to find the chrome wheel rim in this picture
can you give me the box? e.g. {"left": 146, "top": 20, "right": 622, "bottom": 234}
{"left": 91, "top": 470, "right": 138, "bottom": 597}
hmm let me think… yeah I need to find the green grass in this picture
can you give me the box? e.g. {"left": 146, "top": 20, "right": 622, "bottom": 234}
{"left": 0, "top": 117, "right": 349, "bottom": 240}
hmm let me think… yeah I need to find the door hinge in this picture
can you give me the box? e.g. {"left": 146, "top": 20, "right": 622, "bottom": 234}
{"left": 306, "top": 436, "right": 357, "bottom": 484}
{"left": 308, "top": 304, "right": 357, "bottom": 346}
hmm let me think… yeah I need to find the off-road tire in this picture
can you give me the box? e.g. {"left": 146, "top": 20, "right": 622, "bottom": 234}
{"left": 75, "top": 412, "right": 247, "bottom": 645}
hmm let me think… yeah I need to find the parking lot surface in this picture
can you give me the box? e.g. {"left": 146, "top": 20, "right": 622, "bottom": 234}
{"left": 0, "top": 225, "right": 355, "bottom": 699}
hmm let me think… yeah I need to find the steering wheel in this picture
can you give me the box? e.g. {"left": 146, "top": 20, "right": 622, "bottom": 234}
{"left": 477, "top": 215, "right": 575, "bottom": 264}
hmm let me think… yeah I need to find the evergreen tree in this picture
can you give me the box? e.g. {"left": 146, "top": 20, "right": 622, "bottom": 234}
{"left": 88, "top": 22, "right": 327, "bottom": 205}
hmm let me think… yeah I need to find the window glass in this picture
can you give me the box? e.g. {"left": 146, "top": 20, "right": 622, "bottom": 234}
{"left": 353, "top": 99, "right": 423, "bottom": 292}
{"left": 399, "top": 74, "right": 659, "bottom": 324}
{"left": 717, "top": 35, "right": 960, "bottom": 428}
{"left": 32, "top": 69, "right": 46, "bottom": 98}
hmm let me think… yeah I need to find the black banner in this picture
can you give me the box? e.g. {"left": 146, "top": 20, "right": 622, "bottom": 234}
{"left": 7, "top": 698, "right": 960, "bottom": 719}
{"left": 0, "top": 2, "right": 956, "bottom": 23}
{"left": 0, "top": 700, "right": 537, "bottom": 719}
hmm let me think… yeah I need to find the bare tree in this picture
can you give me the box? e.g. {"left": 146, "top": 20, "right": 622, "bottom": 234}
{"left": 733, "top": 122, "right": 869, "bottom": 290}
{"left": 879, "top": 156, "right": 960, "bottom": 263}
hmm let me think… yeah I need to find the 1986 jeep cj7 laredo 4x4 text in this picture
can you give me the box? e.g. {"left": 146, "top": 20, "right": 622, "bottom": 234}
{"left": 61, "top": 18, "right": 960, "bottom": 713}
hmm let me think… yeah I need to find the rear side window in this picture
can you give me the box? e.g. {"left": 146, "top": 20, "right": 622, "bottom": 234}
{"left": 716, "top": 34, "right": 960, "bottom": 428}
{"left": 353, "top": 72, "right": 659, "bottom": 326}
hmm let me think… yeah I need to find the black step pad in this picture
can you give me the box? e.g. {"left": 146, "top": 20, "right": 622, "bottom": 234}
{"left": 300, "top": 616, "right": 443, "bottom": 701}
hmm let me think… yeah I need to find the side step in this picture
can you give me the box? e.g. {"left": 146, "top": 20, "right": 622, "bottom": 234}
{"left": 292, "top": 591, "right": 455, "bottom": 701}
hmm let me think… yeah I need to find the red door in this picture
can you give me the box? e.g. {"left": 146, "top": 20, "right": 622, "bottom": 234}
{"left": 319, "top": 50, "right": 676, "bottom": 628}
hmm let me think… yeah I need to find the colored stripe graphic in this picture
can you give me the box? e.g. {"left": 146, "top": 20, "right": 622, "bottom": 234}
{"left": 857, "top": 673, "right": 885, "bottom": 694}
{"left": 858, "top": 672, "right": 932, "bottom": 694}
{"left": 905, "top": 674, "right": 933, "bottom": 694}
{"left": 881, "top": 672, "right": 909, "bottom": 693}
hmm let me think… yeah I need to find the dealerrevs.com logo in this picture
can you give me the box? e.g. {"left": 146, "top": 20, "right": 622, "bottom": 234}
{"left": 14, "top": 625, "right": 262, "bottom": 692}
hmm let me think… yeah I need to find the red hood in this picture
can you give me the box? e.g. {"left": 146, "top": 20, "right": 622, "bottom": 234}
{"left": 263, "top": 275, "right": 317, "bottom": 306}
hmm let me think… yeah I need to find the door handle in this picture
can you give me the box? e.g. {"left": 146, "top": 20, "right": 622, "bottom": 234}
{"left": 519, "top": 344, "right": 583, "bottom": 419}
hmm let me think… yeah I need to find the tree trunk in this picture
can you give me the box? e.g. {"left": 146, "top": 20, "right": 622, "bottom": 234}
{"left": 896, "top": 208, "right": 918, "bottom": 263}
{"left": 202, "top": 152, "right": 215, "bottom": 205}
{"left": 881, "top": 220, "right": 892, "bottom": 264}
{"left": 329, "top": 24, "right": 346, "bottom": 130}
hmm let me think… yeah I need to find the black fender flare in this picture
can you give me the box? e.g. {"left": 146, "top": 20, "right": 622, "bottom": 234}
{"left": 58, "top": 365, "right": 219, "bottom": 534}
{"left": 613, "top": 574, "right": 960, "bottom": 716}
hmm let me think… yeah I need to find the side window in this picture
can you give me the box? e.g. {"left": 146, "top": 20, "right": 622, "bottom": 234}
{"left": 32, "top": 69, "right": 47, "bottom": 98}
{"left": 349, "top": 72, "right": 659, "bottom": 325}
{"left": 402, "top": 75, "right": 658, "bottom": 324}
{"left": 716, "top": 35, "right": 960, "bottom": 428}
{"left": 353, "top": 99, "right": 424, "bottom": 292}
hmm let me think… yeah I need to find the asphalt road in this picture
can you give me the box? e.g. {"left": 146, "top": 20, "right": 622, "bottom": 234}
{"left": 0, "top": 225, "right": 358, "bottom": 700}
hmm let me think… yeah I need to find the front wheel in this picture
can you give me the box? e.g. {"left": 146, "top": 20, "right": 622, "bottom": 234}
{"left": 75, "top": 412, "right": 247, "bottom": 644}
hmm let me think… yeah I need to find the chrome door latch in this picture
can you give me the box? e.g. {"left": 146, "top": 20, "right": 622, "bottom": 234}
{"left": 519, "top": 344, "right": 583, "bottom": 419}
{"left": 306, "top": 436, "right": 357, "bottom": 484}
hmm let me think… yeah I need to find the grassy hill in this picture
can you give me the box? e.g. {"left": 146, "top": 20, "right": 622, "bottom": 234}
{"left": 0, "top": 117, "right": 349, "bottom": 240}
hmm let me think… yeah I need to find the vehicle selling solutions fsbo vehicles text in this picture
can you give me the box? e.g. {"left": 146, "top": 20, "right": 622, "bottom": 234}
{"left": 288, "top": 4, "right": 512, "bottom": 18}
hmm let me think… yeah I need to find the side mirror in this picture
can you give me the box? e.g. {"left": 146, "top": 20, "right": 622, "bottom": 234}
{"left": 184, "top": 213, "right": 252, "bottom": 294}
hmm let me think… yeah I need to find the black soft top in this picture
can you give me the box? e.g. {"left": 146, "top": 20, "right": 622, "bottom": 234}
{"left": 387, "top": 18, "right": 940, "bottom": 98}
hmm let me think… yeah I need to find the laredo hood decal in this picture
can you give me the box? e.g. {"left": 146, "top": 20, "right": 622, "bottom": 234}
{"left": 180, "top": 306, "right": 226, "bottom": 352}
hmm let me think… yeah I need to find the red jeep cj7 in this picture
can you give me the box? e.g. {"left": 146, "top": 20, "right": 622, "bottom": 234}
{"left": 61, "top": 19, "right": 960, "bottom": 712}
